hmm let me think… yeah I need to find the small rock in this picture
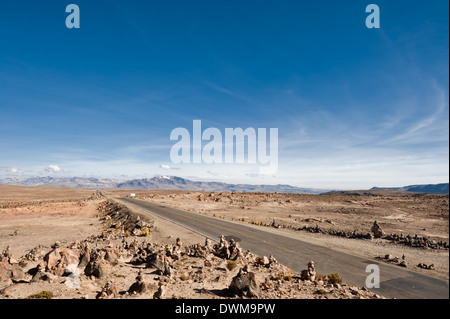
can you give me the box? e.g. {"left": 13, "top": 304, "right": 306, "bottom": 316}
{"left": 258, "top": 256, "right": 270, "bottom": 266}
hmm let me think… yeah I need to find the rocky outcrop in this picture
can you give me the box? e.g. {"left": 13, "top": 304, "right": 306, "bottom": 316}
{"left": 44, "top": 247, "right": 81, "bottom": 276}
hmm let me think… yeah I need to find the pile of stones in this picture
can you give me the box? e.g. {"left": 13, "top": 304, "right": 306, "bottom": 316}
{"left": 269, "top": 220, "right": 448, "bottom": 250}
{"left": 383, "top": 233, "right": 448, "bottom": 249}
{"left": 376, "top": 254, "right": 407, "bottom": 268}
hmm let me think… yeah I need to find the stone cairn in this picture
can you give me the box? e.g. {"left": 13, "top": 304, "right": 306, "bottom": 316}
{"left": 301, "top": 261, "right": 316, "bottom": 281}
{"left": 371, "top": 221, "right": 384, "bottom": 238}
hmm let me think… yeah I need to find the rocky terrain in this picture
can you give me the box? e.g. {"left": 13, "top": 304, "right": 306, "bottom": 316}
{"left": 1, "top": 185, "right": 448, "bottom": 299}
{"left": 110, "top": 190, "right": 449, "bottom": 245}
{"left": 0, "top": 198, "right": 384, "bottom": 299}
{"left": 105, "top": 190, "right": 449, "bottom": 281}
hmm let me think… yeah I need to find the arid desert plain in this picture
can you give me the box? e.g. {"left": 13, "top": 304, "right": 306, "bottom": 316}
{"left": 0, "top": 185, "right": 448, "bottom": 299}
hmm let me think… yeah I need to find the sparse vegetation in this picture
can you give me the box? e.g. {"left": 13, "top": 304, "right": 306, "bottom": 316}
{"left": 327, "top": 273, "right": 343, "bottom": 285}
{"left": 26, "top": 291, "right": 54, "bottom": 299}
{"left": 141, "top": 226, "right": 150, "bottom": 237}
{"left": 316, "top": 273, "right": 326, "bottom": 281}
{"left": 179, "top": 273, "right": 188, "bottom": 281}
{"left": 317, "top": 288, "right": 328, "bottom": 295}
{"left": 226, "top": 260, "right": 237, "bottom": 271}
{"left": 283, "top": 273, "right": 292, "bottom": 282}
{"left": 273, "top": 271, "right": 292, "bottom": 282}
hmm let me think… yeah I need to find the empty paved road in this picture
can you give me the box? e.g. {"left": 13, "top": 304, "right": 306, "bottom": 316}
{"left": 120, "top": 198, "right": 449, "bottom": 299}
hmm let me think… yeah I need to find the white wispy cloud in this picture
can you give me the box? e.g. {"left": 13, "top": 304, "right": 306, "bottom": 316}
{"left": 0, "top": 166, "right": 23, "bottom": 175}
{"left": 46, "top": 165, "right": 61, "bottom": 173}
{"left": 378, "top": 85, "right": 448, "bottom": 146}
{"left": 159, "top": 164, "right": 180, "bottom": 170}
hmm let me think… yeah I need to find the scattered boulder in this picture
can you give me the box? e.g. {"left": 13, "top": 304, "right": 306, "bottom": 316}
{"left": 0, "top": 246, "right": 13, "bottom": 264}
{"left": 21, "top": 245, "right": 46, "bottom": 263}
{"left": 0, "top": 260, "right": 25, "bottom": 282}
{"left": 257, "top": 256, "right": 270, "bottom": 266}
{"left": 78, "top": 251, "right": 91, "bottom": 269}
{"left": 191, "top": 243, "right": 208, "bottom": 258}
{"left": 29, "top": 262, "right": 54, "bottom": 283}
{"left": 146, "top": 253, "right": 165, "bottom": 270}
{"left": 97, "top": 281, "right": 119, "bottom": 299}
{"left": 269, "top": 255, "right": 278, "bottom": 265}
{"left": 376, "top": 254, "right": 409, "bottom": 268}
{"left": 204, "top": 238, "right": 213, "bottom": 250}
{"left": 128, "top": 271, "right": 147, "bottom": 294}
{"left": 105, "top": 249, "right": 118, "bottom": 264}
{"left": 44, "top": 248, "right": 80, "bottom": 276}
{"left": 229, "top": 265, "right": 260, "bottom": 298}
{"left": 85, "top": 260, "right": 110, "bottom": 278}
{"left": 418, "top": 263, "right": 435, "bottom": 270}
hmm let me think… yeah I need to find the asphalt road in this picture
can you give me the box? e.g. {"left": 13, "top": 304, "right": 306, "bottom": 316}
{"left": 120, "top": 198, "right": 449, "bottom": 299}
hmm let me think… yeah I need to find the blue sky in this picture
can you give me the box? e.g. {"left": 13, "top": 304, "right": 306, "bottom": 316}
{"left": 0, "top": 0, "right": 448, "bottom": 189}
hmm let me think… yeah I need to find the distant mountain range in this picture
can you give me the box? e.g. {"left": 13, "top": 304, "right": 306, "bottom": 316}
{"left": 0, "top": 176, "right": 447, "bottom": 195}
{"left": 0, "top": 176, "right": 327, "bottom": 194}
{"left": 0, "top": 176, "right": 120, "bottom": 189}
{"left": 323, "top": 183, "right": 449, "bottom": 196}
{"left": 371, "top": 183, "right": 449, "bottom": 194}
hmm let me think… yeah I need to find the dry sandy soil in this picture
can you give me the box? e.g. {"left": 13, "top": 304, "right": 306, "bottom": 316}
{"left": 0, "top": 186, "right": 102, "bottom": 258}
{"left": 0, "top": 185, "right": 94, "bottom": 203}
{"left": 105, "top": 190, "right": 449, "bottom": 281}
